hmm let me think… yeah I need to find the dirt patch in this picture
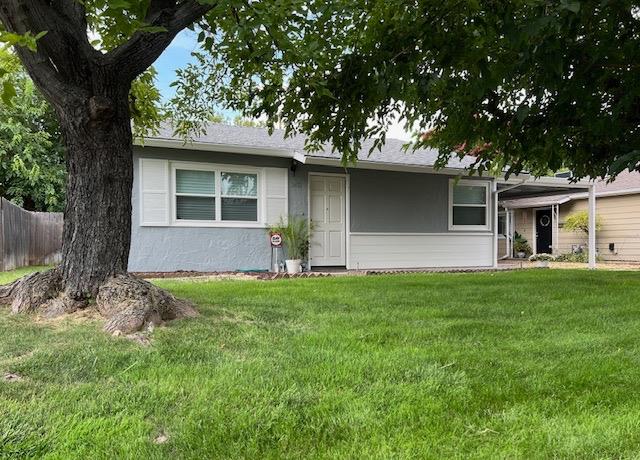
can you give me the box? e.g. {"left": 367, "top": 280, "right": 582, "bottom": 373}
{"left": 3, "top": 372, "right": 23, "bottom": 382}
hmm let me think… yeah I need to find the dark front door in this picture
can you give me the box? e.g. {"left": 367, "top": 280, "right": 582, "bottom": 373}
{"left": 535, "top": 209, "right": 553, "bottom": 254}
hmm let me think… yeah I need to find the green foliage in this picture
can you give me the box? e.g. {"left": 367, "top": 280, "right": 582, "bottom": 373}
{"left": 169, "top": 1, "right": 639, "bottom": 179}
{"left": 563, "top": 210, "right": 603, "bottom": 234}
{"left": 529, "top": 253, "right": 556, "bottom": 262}
{"left": 4, "top": 269, "right": 640, "bottom": 456}
{"left": 0, "top": 49, "right": 65, "bottom": 211}
{"left": 513, "top": 231, "right": 532, "bottom": 256}
{"left": 555, "top": 251, "right": 600, "bottom": 263}
{"left": 130, "top": 67, "right": 164, "bottom": 138}
{"left": 268, "top": 215, "right": 313, "bottom": 260}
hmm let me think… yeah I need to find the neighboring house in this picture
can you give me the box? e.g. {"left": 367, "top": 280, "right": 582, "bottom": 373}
{"left": 501, "top": 171, "right": 640, "bottom": 262}
{"left": 129, "top": 123, "right": 590, "bottom": 272}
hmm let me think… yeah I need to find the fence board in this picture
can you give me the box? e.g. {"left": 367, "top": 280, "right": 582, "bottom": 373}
{"left": 0, "top": 198, "right": 63, "bottom": 271}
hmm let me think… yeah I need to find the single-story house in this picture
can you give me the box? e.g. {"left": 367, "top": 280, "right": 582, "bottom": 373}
{"left": 129, "top": 123, "right": 593, "bottom": 272}
{"left": 500, "top": 170, "right": 640, "bottom": 262}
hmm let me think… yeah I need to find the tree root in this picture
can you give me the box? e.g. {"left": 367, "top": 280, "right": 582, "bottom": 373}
{"left": 0, "top": 270, "right": 198, "bottom": 335}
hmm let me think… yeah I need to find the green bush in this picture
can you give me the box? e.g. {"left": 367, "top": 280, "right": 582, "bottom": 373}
{"left": 513, "top": 231, "right": 532, "bottom": 257}
{"left": 555, "top": 252, "right": 600, "bottom": 263}
{"left": 564, "top": 210, "right": 603, "bottom": 234}
{"left": 268, "top": 215, "right": 313, "bottom": 260}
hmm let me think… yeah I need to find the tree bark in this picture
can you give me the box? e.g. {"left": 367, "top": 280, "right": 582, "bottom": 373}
{"left": 57, "top": 85, "right": 134, "bottom": 300}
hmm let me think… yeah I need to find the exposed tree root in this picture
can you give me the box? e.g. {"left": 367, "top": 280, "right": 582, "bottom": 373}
{"left": 0, "top": 270, "right": 197, "bottom": 335}
{"left": 97, "top": 275, "right": 198, "bottom": 334}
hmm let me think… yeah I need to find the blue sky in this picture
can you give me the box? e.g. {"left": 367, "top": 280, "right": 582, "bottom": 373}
{"left": 154, "top": 31, "right": 411, "bottom": 140}
{"left": 153, "top": 30, "right": 198, "bottom": 102}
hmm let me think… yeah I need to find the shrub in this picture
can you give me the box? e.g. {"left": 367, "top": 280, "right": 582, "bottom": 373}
{"left": 563, "top": 210, "right": 603, "bottom": 234}
{"left": 268, "top": 216, "right": 313, "bottom": 260}
{"left": 513, "top": 231, "right": 532, "bottom": 256}
{"left": 555, "top": 252, "right": 600, "bottom": 263}
{"left": 529, "top": 253, "right": 556, "bottom": 262}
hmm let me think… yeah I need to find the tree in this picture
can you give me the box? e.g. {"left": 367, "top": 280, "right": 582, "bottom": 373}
{"left": 171, "top": 1, "right": 639, "bottom": 180}
{"left": 0, "top": 1, "right": 213, "bottom": 333}
{"left": 0, "top": 48, "right": 65, "bottom": 211}
{"left": 564, "top": 210, "right": 603, "bottom": 235}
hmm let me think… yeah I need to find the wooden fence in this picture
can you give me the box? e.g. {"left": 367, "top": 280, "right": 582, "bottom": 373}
{"left": 0, "top": 198, "right": 63, "bottom": 271}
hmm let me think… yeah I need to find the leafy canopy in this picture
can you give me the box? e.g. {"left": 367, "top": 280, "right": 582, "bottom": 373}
{"left": 0, "top": 49, "right": 65, "bottom": 211}
{"left": 2, "top": 0, "right": 637, "bottom": 181}
{"left": 170, "top": 0, "right": 639, "bottom": 180}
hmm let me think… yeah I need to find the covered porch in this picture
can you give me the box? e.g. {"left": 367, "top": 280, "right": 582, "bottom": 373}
{"left": 494, "top": 176, "right": 596, "bottom": 268}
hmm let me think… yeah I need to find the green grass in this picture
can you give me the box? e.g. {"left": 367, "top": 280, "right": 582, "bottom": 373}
{"left": 2, "top": 269, "right": 640, "bottom": 458}
{"left": 0, "top": 266, "right": 50, "bottom": 285}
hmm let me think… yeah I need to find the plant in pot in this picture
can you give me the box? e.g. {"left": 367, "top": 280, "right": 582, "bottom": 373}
{"left": 529, "top": 253, "right": 556, "bottom": 268}
{"left": 269, "top": 216, "right": 313, "bottom": 274}
{"left": 513, "top": 232, "right": 532, "bottom": 258}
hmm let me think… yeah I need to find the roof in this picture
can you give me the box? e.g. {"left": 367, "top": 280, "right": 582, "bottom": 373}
{"left": 595, "top": 170, "right": 640, "bottom": 194}
{"left": 143, "top": 122, "right": 478, "bottom": 170}
{"left": 501, "top": 170, "right": 640, "bottom": 209}
{"left": 501, "top": 194, "right": 574, "bottom": 209}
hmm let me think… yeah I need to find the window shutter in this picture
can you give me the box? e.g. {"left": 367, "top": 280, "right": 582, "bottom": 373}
{"left": 264, "top": 167, "right": 288, "bottom": 224}
{"left": 140, "top": 158, "right": 169, "bottom": 226}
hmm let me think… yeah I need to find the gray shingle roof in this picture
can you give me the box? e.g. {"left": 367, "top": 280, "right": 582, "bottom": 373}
{"left": 151, "top": 122, "right": 477, "bottom": 170}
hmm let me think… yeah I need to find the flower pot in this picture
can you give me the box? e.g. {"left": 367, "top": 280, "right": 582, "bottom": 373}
{"left": 285, "top": 259, "right": 302, "bottom": 274}
{"left": 536, "top": 260, "right": 550, "bottom": 268}
{"left": 517, "top": 252, "right": 526, "bottom": 259}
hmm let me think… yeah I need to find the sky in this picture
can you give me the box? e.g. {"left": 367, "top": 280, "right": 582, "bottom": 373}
{"left": 154, "top": 31, "right": 412, "bottom": 141}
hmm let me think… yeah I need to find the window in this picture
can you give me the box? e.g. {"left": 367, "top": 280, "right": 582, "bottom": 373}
{"left": 176, "top": 169, "right": 216, "bottom": 220}
{"left": 449, "top": 180, "right": 490, "bottom": 230}
{"left": 221, "top": 172, "right": 258, "bottom": 221}
{"left": 173, "top": 164, "right": 261, "bottom": 225}
{"left": 498, "top": 212, "right": 507, "bottom": 238}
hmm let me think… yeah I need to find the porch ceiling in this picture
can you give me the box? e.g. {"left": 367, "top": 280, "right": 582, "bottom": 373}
{"left": 498, "top": 177, "right": 590, "bottom": 208}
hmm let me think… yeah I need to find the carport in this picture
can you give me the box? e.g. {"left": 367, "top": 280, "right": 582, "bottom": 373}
{"left": 494, "top": 176, "right": 595, "bottom": 268}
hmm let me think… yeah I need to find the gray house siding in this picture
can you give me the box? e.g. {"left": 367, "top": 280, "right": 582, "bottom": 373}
{"left": 129, "top": 146, "right": 494, "bottom": 271}
{"left": 129, "top": 147, "right": 344, "bottom": 271}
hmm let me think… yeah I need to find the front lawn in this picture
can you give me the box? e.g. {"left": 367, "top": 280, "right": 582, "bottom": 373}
{"left": 2, "top": 269, "right": 640, "bottom": 458}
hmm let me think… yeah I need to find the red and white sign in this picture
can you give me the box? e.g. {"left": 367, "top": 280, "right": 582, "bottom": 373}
{"left": 269, "top": 232, "right": 283, "bottom": 248}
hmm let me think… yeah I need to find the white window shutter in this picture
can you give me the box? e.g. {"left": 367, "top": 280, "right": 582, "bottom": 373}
{"left": 264, "top": 167, "right": 288, "bottom": 224}
{"left": 140, "top": 158, "right": 169, "bottom": 226}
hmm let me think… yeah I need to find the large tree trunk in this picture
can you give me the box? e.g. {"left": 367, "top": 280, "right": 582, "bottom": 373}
{"left": 58, "top": 89, "right": 133, "bottom": 300}
{"left": 0, "top": 82, "right": 198, "bottom": 334}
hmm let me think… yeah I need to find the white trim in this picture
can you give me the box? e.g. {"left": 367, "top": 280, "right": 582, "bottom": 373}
{"left": 308, "top": 172, "right": 349, "bottom": 269}
{"left": 588, "top": 185, "right": 597, "bottom": 269}
{"left": 136, "top": 137, "right": 294, "bottom": 158}
{"left": 349, "top": 232, "right": 491, "bottom": 237}
{"left": 170, "top": 160, "right": 264, "bottom": 227}
{"left": 139, "top": 158, "right": 170, "bottom": 226}
{"left": 448, "top": 179, "right": 492, "bottom": 231}
{"left": 304, "top": 156, "right": 485, "bottom": 177}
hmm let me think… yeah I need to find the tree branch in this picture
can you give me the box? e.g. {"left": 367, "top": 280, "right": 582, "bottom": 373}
{"left": 0, "top": 1, "right": 89, "bottom": 107}
{"left": 105, "top": 0, "right": 215, "bottom": 83}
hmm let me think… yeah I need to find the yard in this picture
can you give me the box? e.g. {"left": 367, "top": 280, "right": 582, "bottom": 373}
{"left": 2, "top": 269, "right": 640, "bottom": 458}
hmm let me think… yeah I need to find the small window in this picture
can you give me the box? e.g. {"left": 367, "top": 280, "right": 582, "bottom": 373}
{"left": 221, "top": 172, "right": 258, "bottom": 221}
{"left": 498, "top": 212, "right": 507, "bottom": 238}
{"left": 449, "top": 180, "right": 490, "bottom": 230}
{"left": 176, "top": 169, "right": 216, "bottom": 221}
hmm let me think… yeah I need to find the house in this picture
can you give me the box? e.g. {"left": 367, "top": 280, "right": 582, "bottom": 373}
{"left": 129, "top": 123, "right": 592, "bottom": 272}
{"left": 500, "top": 170, "right": 640, "bottom": 262}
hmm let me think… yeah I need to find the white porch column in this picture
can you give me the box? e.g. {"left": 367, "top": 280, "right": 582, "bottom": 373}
{"left": 493, "top": 181, "right": 499, "bottom": 268}
{"left": 588, "top": 184, "right": 597, "bottom": 269}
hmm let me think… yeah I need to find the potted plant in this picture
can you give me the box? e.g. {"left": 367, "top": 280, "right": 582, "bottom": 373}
{"left": 269, "top": 216, "right": 313, "bottom": 274}
{"left": 513, "top": 232, "right": 532, "bottom": 258}
{"left": 529, "top": 253, "right": 555, "bottom": 268}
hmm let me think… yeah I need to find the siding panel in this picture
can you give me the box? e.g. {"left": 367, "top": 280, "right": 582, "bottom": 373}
{"left": 349, "top": 233, "right": 493, "bottom": 269}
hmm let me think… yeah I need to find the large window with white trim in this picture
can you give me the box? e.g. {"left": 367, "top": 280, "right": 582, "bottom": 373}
{"left": 173, "top": 164, "right": 260, "bottom": 224}
{"left": 449, "top": 179, "right": 491, "bottom": 231}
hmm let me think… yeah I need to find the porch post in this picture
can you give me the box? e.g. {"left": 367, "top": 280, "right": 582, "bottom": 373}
{"left": 493, "top": 181, "right": 499, "bottom": 268}
{"left": 588, "top": 184, "right": 597, "bottom": 269}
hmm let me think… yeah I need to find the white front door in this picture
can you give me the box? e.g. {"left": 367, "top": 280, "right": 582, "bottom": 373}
{"left": 309, "top": 175, "right": 346, "bottom": 266}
